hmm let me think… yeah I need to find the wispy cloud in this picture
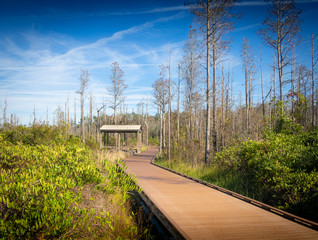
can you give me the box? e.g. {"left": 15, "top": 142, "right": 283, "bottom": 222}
{"left": 237, "top": 0, "right": 318, "bottom": 7}
{"left": 0, "top": 13, "right": 186, "bottom": 123}
{"left": 236, "top": 1, "right": 269, "bottom": 7}
{"left": 108, "top": 6, "right": 190, "bottom": 16}
{"left": 232, "top": 23, "right": 260, "bottom": 33}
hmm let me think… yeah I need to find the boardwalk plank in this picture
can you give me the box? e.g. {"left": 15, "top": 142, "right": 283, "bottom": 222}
{"left": 124, "top": 147, "right": 318, "bottom": 240}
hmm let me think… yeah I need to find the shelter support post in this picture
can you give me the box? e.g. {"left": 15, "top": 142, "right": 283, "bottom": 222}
{"left": 103, "top": 132, "right": 106, "bottom": 147}
{"left": 137, "top": 130, "right": 141, "bottom": 152}
{"left": 118, "top": 133, "right": 121, "bottom": 150}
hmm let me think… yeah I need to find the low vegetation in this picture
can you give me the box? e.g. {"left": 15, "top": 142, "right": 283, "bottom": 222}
{"left": 156, "top": 114, "right": 318, "bottom": 223}
{"left": 0, "top": 125, "right": 150, "bottom": 239}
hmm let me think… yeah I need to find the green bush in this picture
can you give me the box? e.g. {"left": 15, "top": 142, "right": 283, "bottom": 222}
{"left": 0, "top": 125, "right": 145, "bottom": 239}
{"left": 213, "top": 122, "right": 318, "bottom": 221}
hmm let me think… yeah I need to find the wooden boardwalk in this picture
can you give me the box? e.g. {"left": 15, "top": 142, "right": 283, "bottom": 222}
{"left": 124, "top": 147, "right": 318, "bottom": 240}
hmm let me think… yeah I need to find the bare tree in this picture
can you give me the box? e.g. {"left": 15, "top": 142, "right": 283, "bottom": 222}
{"left": 241, "top": 38, "right": 256, "bottom": 131}
{"left": 190, "top": 0, "right": 210, "bottom": 164}
{"left": 2, "top": 99, "right": 7, "bottom": 128}
{"left": 152, "top": 74, "right": 168, "bottom": 154}
{"left": 159, "top": 64, "right": 168, "bottom": 150}
{"left": 77, "top": 69, "right": 89, "bottom": 143}
{"left": 190, "top": 0, "right": 236, "bottom": 163}
{"left": 108, "top": 62, "right": 127, "bottom": 125}
{"left": 260, "top": 44, "right": 265, "bottom": 117}
{"left": 168, "top": 48, "right": 172, "bottom": 161}
{"left": 74, "top": 98, "right": 77, "bottom": 134}
{"left": 108, "top": 62, "right": 127, "bottom": 149}
{"left": 259, "top": 0, "right": 301, "bottom": 105}
{"left": 177, "top": 62, "right": 182, "bottom": 143}
{"left": 220, "top": 65, "right": 225, "bottom": 147}
{"left": 33, "top": 105, "right": 36, "bottom": 126}
{"left": 182, "top": 27, "right": 202, "bottom": 140}
{"left": 67, "top": 95, "right": 70, "bottom": 126}
{"left": 97, "top": 103, "right": 106, "bottom": 146}
{"left": 54, "top": 105, "right": 64, "bottom": 127}
{"left": 311, "top": 34, "right": 317, "bottom": 126}
{"left": 145, "top": 99, "right": 149, "bottom": 146}
{"left": 89, "top": 92, "right": 94, "bottom": 139}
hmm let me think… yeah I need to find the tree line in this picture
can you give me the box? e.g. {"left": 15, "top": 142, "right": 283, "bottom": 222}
{"left": 1, "top": 61, "right": 156, "bottom": 149}
{"left": 1, "top": 0, "right": 317, "bottom": 160}
{"left": 153, "top": 0, "right": 317, "bottom": 164}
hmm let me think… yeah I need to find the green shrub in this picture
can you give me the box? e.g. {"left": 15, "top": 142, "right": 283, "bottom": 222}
{"left": 0, "top": 125, "right": 147, "bottom": 239}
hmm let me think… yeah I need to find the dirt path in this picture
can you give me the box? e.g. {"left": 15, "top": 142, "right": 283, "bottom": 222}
{"left": 124, "top": 147, "right": 318, "bottom": 240}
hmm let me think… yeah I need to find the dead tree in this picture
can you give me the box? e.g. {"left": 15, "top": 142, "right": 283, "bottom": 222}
{"left": 108, "top": 62, "right": 127, "bottom": 148}
{"left": 108, "top": 62, "right": 126, "bottom": 125}
{"left": 33, "top": 106, "right": 36, "bottom": 126}
{"left": 168, "top": 48, "right": 172, "bottom": 161}
{"left": 153, "top": 75, "right": 168, "bottom": 155}
{"left": 241, "top": 38, "right": 256, "bottom": 132}
{"left": 89, "top": 93, "right": 94, "bottom": 139}
{"left": 311, "top": 34, "right": 317, "bottom": 126}
{"left": 67, "top": 96, "right": 70, "bottom": 126}
{"left": 182, "top": 27, "right": 202, "bottom": 141}
{"left": 260, "top": 44, "right": 265, "bottom": 117}
{"left": 145, "top": 100, "right": 149, "bottom": 146}
{"left": 2, "top": 99, "right": 7, "bottom": 128}
{"left": 259, "top": 0, "right": 301, "bottom": 106}
{"left": 73, "top": 98, "right": 77, "bottom": 134}
{"left": 190, "top": 0, "right": 236, "bottom": 163}
{"left": 158, "top": 64, "right": 168, "bottom": 150}
{"left": 77, "top": 69, "right": 89, "bottom": 143}
{"left": 177, "top": 62, "right": 182, "bottom": 143}
{"left": 97, "top": 103, "right": 106, "bottom": 146}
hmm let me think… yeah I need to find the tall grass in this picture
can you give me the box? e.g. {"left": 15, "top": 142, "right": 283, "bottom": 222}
{"left": 154, "top": 158, "right": 264, "bottom": 201}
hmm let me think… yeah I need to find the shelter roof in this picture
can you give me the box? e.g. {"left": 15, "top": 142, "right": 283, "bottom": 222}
{"left": 100, "top": 125, "right": 142, "bottom": 133}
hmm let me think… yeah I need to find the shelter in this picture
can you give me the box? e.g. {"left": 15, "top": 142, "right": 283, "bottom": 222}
{"left": 100, "top": 125, "right": 142, "bottom": 150}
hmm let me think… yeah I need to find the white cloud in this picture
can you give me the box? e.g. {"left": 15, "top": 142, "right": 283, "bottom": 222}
{"left": 0, "top": 13, "right": 187, "bottom": 124}
{"left": 108, "top": 6, "right": 190, "bottom": 16}
{"left": 237, "top": 0, "right": 318, "bottom": 6}
{"left": 232, "top": 23, "right": 260, "bottom": 33}
{"left": 236, "top": 1, "right": 269, "bottom": 7}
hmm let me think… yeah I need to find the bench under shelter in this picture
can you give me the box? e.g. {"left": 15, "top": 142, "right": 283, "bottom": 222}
{"left": 100, "top": 125, "right": 142, "bottom": 151}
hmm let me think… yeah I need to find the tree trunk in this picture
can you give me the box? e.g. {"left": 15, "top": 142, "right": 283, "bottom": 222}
{"left": 160, "top": 106, "right": 163, "bottom": 155}
{"left": 312, "top": 34, "right": 315, "bottom": 127}
{"left": 89, "top": 94, "right": 93, "bottom": 139}
{"left": 80, "top": 95, "right": 85, "bottom": 142}
{"left": 162, "top": 70, "right": 166, "bottom": 150}
{"left": 168, "top": 47, "right": 171, "bottom": 161}
{"left": 177, "top": 62, "right": 181, "bottom": 142}
{"left": 205, "top": 1, "right": 211, "bottom": 165}
{"left": 3, "top": 99, "right": 7, "bottom": 129}
{"left": 221, "top": 66, "right": 225, "bottom": 148}
{"left": 245, "top": 63, "right": 249, "bottom": 131}
{"left": 74, "top": 98, "right": 77, "bottom": 135}
{"left": 212, "top": 16, "right": 217, "bottom": 154}
{"left": 190, "top": 58, "right": 193, "bottom": 140}
{"left": 260, "top": 44, "right": 265, "bottom": 117}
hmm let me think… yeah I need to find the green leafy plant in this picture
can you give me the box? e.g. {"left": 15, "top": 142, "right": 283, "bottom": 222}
{"left": 0, "top": 125, "right": 150, "bottom": 239}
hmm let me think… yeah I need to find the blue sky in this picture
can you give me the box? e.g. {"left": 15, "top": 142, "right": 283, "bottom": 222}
{"left": 1, "top": 0, "right": 318, "bottom": 124}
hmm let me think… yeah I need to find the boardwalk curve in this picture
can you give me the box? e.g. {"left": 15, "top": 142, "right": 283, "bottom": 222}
{"left": 124, "top": 147, "right": 318, "bottom": 240}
